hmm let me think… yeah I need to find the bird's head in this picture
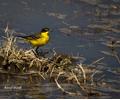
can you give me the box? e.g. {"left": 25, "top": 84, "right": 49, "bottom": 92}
{"left": 41, "top": 28, "right": 50, "bottom": 32}
{"left": 41, "top": 28, "right": 50, "bottom": 37}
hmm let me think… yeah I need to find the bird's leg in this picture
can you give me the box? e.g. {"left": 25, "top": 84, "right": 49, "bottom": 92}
{"left": 35, "top": 46, "right": 39, "bottom": 54}
{"left": 32, "top": 46, "right": 39, "bottom": 57}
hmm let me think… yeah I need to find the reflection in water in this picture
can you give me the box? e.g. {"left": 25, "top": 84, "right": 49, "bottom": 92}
{"left": 0, "top": 0, "right": 120, "bottom": 99}
{"left": 0, "top": 73, "right": 47, "bottom": 99}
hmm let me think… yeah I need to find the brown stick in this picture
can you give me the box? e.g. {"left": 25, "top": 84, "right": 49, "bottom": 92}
{"left": 89, "top": 57, "right": 104, "bottom": 66}
{"left": 55, "top": 72, "right": 81, "bottom": 96}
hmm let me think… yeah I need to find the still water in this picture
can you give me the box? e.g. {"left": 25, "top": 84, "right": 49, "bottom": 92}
{"left": 0, "top": 0, "right": 120, "bottom": 98}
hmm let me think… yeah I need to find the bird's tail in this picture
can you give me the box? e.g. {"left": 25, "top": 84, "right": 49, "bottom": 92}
{"left": 15, "top": 35, "right": 28, "bottom": 43}
{"left": 15, "top": 35, "right": 26, "bottom": 38}
{"left": 15, "top": 35, "right": 28, "bottom": 42}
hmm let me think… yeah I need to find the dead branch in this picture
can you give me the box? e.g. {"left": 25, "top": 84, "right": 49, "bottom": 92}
{"left": 55, "top": 72, "right": 81, "bottom": 96}
{"left": 77, "top": 64, "right": 86, "bottom": 84}
{"left": 71, "top": 69, "right": 85, "bottom": 92}
{"left": 89, "top": 57, "right": 104, "bottom": 66}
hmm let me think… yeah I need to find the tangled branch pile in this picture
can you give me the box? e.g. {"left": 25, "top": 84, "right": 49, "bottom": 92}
{"left": 0, "top": 28, "right": 104, "bottom": 97}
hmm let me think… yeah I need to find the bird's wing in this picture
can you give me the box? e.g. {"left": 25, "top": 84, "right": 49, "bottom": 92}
{"left": 21, "top": 32, "right": 41, "bottom": 40}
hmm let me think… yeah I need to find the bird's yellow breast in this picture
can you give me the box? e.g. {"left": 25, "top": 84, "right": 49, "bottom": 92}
{"left": 29, "top": 36, "right": 49, "bottom": 46}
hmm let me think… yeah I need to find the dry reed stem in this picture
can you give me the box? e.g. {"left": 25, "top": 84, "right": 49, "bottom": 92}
{"left": 89, "top": 57, "right": 104, "bottom": 66}
{"left": 90, "top": 70, "right": 99, "bottom": 85}
{"left": 55, "top": 72, "right": 81, "bottom": 96}
{"left": 4, "top": 23, "right": 9, "bottom": 33}
{"left": 38, "top": 72, "right": 46, "bottom": 80}
{"left": 101, "top": 51, "right": 114, "bottom": 56}
{"left": 50, "top": 66, "right": 55, "bottom": 78}
{"left": 52, "top": 48, "right": 57, "bottom": 56}
{"left": 29, "top": 59, "right": 35, "bottom": 68}
{"left": 77, "top": 64, "right": 86, "bottom": 84}
{"left": 71, "top": 69, "right": 85, "bottom": 92}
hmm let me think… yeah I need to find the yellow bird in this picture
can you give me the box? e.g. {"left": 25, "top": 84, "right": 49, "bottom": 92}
{"left": 18, "top": 28, "right": 50, "bottom": 54}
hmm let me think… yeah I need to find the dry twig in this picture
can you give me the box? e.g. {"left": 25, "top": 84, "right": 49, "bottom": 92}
{"left": 89, "top": 57, "right": 104, "bottom": 66}
{"left": 71, "top": 70, "right": 85, "bottom": 92}
{"left": 77, "top": 64, "right": 86, "bottom": 84}
{"left": 55, "top": 72, "right": 81, "bottom": 96}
